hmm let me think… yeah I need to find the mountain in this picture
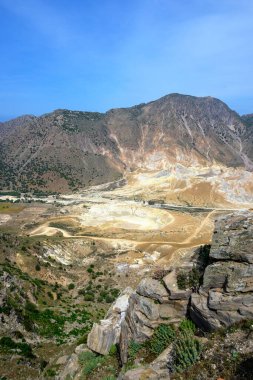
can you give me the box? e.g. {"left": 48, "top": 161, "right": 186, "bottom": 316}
{"left": 241, "top": 114, "right": 253, "bottom": 163}
{"left": 0, "top": 93, "right": 252, "bottom": 193}
{"left": 241, "top": 113, "right": 253, "bottom": 128}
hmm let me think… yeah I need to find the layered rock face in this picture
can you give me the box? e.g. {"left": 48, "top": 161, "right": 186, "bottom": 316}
{"left": 190, "top": 212, "right": 253, "bottom": 330}
{"left": 87, "top": 270, "right": 192, "bottom": 362}
{"left": 87, "top": 287, "right": 133, "bottom": 355}
{"left": 0, "top": 94, "right": 252, "bottom": 192}
{"left": 86, "top": 212, "right": 253, "bottom": 367}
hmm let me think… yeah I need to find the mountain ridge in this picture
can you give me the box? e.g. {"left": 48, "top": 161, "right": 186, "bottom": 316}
{"left": 0, "top": 93, "right": 252, "bottom": 193}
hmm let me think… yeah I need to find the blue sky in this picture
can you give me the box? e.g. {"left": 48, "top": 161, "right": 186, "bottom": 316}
{"left": 0, "top": 0, "right": 253, "bottom": 120}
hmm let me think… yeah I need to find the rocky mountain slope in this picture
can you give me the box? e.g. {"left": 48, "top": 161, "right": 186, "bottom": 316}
{"left": 0, "top": 94, "right": 252, "bottom": 192}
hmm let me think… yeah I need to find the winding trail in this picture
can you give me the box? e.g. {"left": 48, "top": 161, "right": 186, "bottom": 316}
{"left": 30, "top": 206, "right": 218, "bottom": 247}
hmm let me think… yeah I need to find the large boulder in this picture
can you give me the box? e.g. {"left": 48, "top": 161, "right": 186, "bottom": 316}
{"left": 136, "top": 277, "right": 169, "bottom": 303}
{"left": 190, "top": 292, "right": 222, "bottom": 331}
{"left": 190, "top": 212, "right": 253, "bottom": 331}
{"left": 203, "top": 261, "right": 253, "bottom": 292}
{"left": 87, "top": 318, "right": 120, "bottom": 355}
{"left": 210, "top": 212, "right": 253, "bottom": 263}
{"left": 87, "top": 287, "right": 133, "bottom": 355}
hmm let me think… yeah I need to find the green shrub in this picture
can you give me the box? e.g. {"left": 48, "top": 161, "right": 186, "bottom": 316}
{"left": 68, "top": 283, "right": 75, "bottom": 290}
{"left": 188, "top": 267, "right": 201, "bottom": 289}
{"left": 150, "top": 324, "right": 175, "bottom": 355}
{"left": 44, "top": 368, "right": 57, "bottom": 377}
{"left": 105, "top": 295, "right": 114, "bottom": 303}
{"left": 179, "top": 319, "right": 196, "bottom": 334}
{"left": 35, "top": 264, "right": 41, "bottom": 271}
{"left": 0, "top": 336, "right": 35, "bottom": 358}
{"left": 79, "top": 350, "right": 105, "bottom": 376}
{"left": 128, "top": 340, "right": 142, "bottom": 361}
{"left": 84, "top": 294, "right": 95, "bottom": 302}
{"left": 177, "top": 272, "right": 188, "bottom": 290}
{"left": 47, "top": 291, "right": 53, "bottom": 299}
{"left": 78, "top": 350, "right": 96, "bottom": 364}
{"left": 109, "top": 344, "right": 117, "bottom": 356}
{"left": 25, "top": 301, "right": 38, "bottom": 314}
{"left": 172, "top": 330, "right": 202, "bottom": 373}
{"left": 177, "top": 267, "right": 201, "bottom": 290}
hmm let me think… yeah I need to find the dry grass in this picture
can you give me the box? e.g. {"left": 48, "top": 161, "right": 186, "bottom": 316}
{"left": 0, "top": 202, "right": 25, "bottom": 214}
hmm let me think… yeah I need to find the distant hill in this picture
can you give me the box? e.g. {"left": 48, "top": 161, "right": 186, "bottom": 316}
{"left": 0, "top": 94, "right": 252, "bottom": 192}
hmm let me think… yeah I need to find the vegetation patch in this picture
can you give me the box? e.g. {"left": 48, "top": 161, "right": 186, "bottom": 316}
{"left": 0, "top": 202, "right": 25, "bottom": 214}
{"left": 0, "top": 337, "right": 35, "bottom": 358}
{"left": 149, "top": 324, "right": 176, "bottom": 355}
{"left": 78, "top": 348, "right": 119, "bottom": 380}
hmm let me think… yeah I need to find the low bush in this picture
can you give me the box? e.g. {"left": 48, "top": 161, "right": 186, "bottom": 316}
{"left": 179, "top": 319, "right": 196, "bottom": 334}
{"left": 0, "top": 336, "right": 35, "bottom": 358}
{"left": 128, "top": 340, "right": 142, "bottom": 361}
{"left": 170, "top": 330, "right": 202, "bottom": 373}
{"left": 79, "top": 350, "right": 105, "bottom": 376}
{"left": 150, "top": 324, "right": 175, "bottom": 355}
{"left": 84, "top": 294, "right": 95, "bottom": 302}
{"left": 177, "top": 267, "right": 201, "bottom": 290}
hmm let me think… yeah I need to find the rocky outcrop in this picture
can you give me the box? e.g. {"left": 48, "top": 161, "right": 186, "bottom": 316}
{"left": 87, "top": 287, "right": 133, "bottom": 355}
{"left": 85, "top": 211, "right": 253, "bottom": 371}
{"left": 119, "top": 345, "right": 172, "bottom": 379}
{"left": 119, "top": 273, "right": 191, "bottom": 364}
{"left": 87, "top": 272, "right": 192, "bottom": 361}
{"left": 190, "top": 212, "right": 253, "bottom": 331}
{"left": 55, "top": 353, "right": 80, "bottom": 380}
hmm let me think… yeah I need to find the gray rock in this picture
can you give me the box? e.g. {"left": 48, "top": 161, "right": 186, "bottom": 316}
{"left": 134, "top": 293, "right": 160, "bottom": 321}
{"left": 87, "top": 318, "right": 120, "bottom": 355}
{"left": 119, "top": 366, "right": 161, "bottom": 380}
{"left": 56, "top": 353, "right": 79, "bottom": 380}
{"left": 87, "top": 287, "right": 133, "bottom": 355}
{"left": 210, "top": 213, "right": 253, "bottom": 263}
{"left": 239, "top": 306, "right": 253, "bottom": 318}
{"left": 119, "top": 345, "right": 172, "bottom": 379}
{"left": 74, "top": 344, "right": 88, "bottom": 355}
{"left": 202, "top": 262, "right": 230, "bottom": 290}
{"left": 208, "top": 290, "right": 253, "bottom": 311}
{"left": 190, "top": 212, "right": 253, "bottom": 331}
{"left": 159, "top": 301, "right": 188, "bottom": 321}
{"left": 150, "top": 344, "right": 173, "bottom": 373}
{"left": 216, "top": 310, "right": 246, "bottom": 326}
{"left": 163, "top": 269, "right": 192, "bottom": 300}
{"left": 136, "top": 277, "right": 169, "bottom": 303}
{"left": 56, "top": 355, "right": 69, "bottom": 365}
{"left": 190, "top": 293, "right": 222, "bottom": 331}
{"left": 202, "top": 261, "right": 253, "bottom": 292}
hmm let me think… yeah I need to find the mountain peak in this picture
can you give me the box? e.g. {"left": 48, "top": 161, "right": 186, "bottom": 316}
{"left": 0, "top": 94, "right": 252, "bottom": 192}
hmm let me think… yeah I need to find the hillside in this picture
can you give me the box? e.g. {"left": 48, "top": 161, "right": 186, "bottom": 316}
{"left": 0, "top": 94, "right": 252, "bottom": 193}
